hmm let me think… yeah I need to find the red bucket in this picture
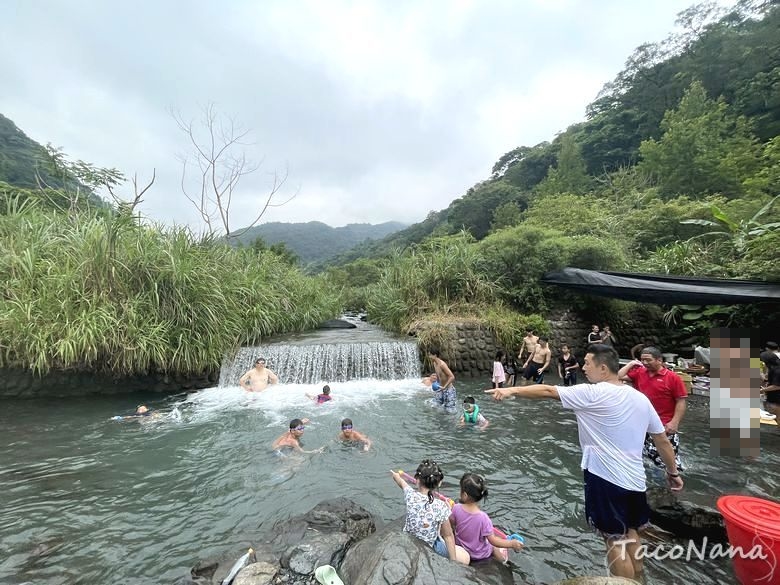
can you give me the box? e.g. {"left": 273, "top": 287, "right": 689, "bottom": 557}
{"left": 716, "top": 495, "right": 780, "bottom": 585}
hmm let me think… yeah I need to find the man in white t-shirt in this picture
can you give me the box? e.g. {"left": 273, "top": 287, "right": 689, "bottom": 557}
{"left": 486, "top": 343, "right": 683, "bottom": 581}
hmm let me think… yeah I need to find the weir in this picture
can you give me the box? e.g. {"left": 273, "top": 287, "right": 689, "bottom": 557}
{"left": 218, "top": 341, "right": 422, "bottom": 386}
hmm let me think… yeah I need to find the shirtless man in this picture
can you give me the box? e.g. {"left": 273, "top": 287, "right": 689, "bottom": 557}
{"left": 522, "top": 337, "right": 551, "bottom": 384}
{"left": 337, "top": 418, "right": 372, "bottom": 451}
{"left": 271, "top": 418, "right": 322, "bottom": 454}
{"left": 239, "top": 357, "right": 279, "bottom": 392}
{"left": 428, "top": 349, "right": 457, "bottom": 413}
{"left": 518, "top": 329, "right": 539, "bottom": 363}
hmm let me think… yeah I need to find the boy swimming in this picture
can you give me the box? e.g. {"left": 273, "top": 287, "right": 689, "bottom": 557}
{"left": 459, "top": 397, "right": 489, "bottom": 429}
{"left": 337, "top": 418, "right": 372, "bottom": 451}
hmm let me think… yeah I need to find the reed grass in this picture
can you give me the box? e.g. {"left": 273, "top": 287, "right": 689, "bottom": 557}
{"left": 0, "top": 194, "right": 341, "bottom": 375}
{"left": 366, "top": 232, "right": 547, "bottom": 352}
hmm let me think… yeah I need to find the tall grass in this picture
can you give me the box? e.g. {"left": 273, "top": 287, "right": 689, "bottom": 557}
{"left": 0, "top": 195, "right": 341, "bottom": 375}
{"left": 366, "top": 232, "right": 546, "bottom": 351}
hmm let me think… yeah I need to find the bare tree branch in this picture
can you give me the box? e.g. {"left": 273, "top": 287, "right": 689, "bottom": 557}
{"left": 172, "top": 103, "right": 294, "bottom": 237}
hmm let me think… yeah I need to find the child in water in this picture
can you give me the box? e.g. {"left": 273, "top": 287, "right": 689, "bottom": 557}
{"left": 337, "top": 418, "right": 372, "bottom": 451}
{"left": 458, "top": 397, "right": 489, "bottom": 429}
{"left": 306, "top": 384, "right": 333, "bottom": 404}
{"left": 390, "top": 460, "right": 469, "bottom": 564}
{"left": 449, "top": 473, "right": 524, "bottom": 563}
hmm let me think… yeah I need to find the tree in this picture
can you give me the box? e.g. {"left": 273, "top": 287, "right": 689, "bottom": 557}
{"left": 638, "top": 81, "right": 761, "bottom": 197}
{"left": 490, "top": 201, "right": 523, "bottom": 232}
{"left": 173, "top": 103, "right": 294, "bottom": 237}
{"left": 536, "top": 132, "right": 592, "bottom": 196}
{"left": 446, "top": 180, "right": 527, "bottom": 240}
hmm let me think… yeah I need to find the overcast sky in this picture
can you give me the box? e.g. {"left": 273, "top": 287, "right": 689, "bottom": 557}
{"left": 0, "top": 1, "right": 732, "bottom": 230}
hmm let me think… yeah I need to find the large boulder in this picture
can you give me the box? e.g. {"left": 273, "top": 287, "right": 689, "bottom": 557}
{"left": 646, "top": 487, "right": 727, "bottom": 542}
{"left": 340, "top": 521, "right": 514, "bottom": 585}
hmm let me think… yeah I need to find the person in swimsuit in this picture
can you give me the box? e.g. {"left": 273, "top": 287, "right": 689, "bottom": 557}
{"left": 337, "top": 418, "right": 372, "bottom": 451}
{"left": 271, "top": 418, "right": 322, "bottom": 454}
{"left": 428, "top": 349, "right": 457, "bottom": 413}
{"left": 307, "top": 384, "right": 333, "bottom": 404}
{"left": 239, "top": 357, "right": 279, "bottom": 392}
{"left": 522, "top": 337, "right": 551, "bottom": 384}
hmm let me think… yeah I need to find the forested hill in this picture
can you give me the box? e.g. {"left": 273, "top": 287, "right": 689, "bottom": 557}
{"left": 320, "top": 1, "right": 780, "bottom": 269}
{"left": 230, "top": 221, "right": 407, "bottom": 265}
{"left": 0, "top": 113, "right": 78, "bottom": 190}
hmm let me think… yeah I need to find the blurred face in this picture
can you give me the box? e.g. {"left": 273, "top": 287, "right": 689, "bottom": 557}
{"left": 562, "top": 345, "right": 569, "bottom": 353}
{"left": 291, "top": 425, "right": 305, "bottom": 438}
{"left": 255, "top": 360, "right": 266, "bottom": 368}
{"left": 592, "top": 325, "right": 599, "bottom": 333}
{"left": 640, "top": 353, "right": 663, "bottom": 372}
{"left": 341, "top": 423, "right": 353, "bottom": 438}
{"left": 463, "top": 403, "right": 475, "bottom": 414}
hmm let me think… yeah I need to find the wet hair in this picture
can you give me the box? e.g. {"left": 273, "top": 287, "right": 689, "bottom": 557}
{"left": 429, "top": 348, "right": 441, "bottom": 358}
{"left": 414, "top": 459, "right": 444, "bottom": 504}
{"left": 255, "top": 357, "right": 266, "bottom": 364}
{"left": 322, "top": 385, "right": 331, "bottom": 394}
{"left": 586, "top": 344, "right": 619, "bottom": 373}
{"left": 640, "top": 346, "right": 663, "bottom": 360}
{"left": 538, "top": 336, "right": 548, "bottom": 343}
{"left": 341, "top": 418, "right": 353, "bottom": 427}
{"left": 289, "top": 418, "right": 303, "bottom": 430}
{"left": 767, "top": 341, "right": 779, "bottom": 351}
{"left": 463, "top": 396, "right": 476, "bottom": 405}
{"left": 460, "top": 473, "right": 489, "bottom": 503}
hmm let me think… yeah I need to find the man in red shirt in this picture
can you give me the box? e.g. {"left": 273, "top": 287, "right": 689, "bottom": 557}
{"left": 618, "top": 346, "right": 687, "bottom": 469}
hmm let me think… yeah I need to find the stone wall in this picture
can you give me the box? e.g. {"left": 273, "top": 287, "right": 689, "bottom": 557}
{"left": 413, "top": 308, "right": 680, "bottom": 380}
{"left": 0, "top": 367, "right": 219, "bottom": 398}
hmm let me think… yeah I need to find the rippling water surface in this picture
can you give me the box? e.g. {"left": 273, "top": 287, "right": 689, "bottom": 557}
{"left": 1, "top": 377, "right": 779, "bottom": 584}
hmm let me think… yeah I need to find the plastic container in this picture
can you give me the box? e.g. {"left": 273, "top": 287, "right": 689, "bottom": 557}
{"left": 716, "top": 495, "right": 780, "bottom": 584}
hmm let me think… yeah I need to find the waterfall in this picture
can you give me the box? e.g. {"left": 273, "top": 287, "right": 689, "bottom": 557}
{"left": 219, "top": 341, "right": 422, "bottom": 386}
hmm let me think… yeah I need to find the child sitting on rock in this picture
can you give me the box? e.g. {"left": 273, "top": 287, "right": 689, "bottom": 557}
{"left": 390, "top": 460, "right": 469, "bottom": 564}
{"left": 450, "top": 473, "right": 524, "bottom": 563}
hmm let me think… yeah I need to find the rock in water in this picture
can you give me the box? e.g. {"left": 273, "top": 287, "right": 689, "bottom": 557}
{"left": 319, "top": 319, "right": 357, "bottom": 329}
{"left": 555, "top": 578, "right": 640, "bottom": 585}
{"left": 340, "top": 523, "right": 513, "bottom": 585}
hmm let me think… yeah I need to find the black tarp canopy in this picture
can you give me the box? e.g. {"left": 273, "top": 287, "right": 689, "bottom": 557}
{"left": 541, "top": 268, "right": 780, "bottom": 305}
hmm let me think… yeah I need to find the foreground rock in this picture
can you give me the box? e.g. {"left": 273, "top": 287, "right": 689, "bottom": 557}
{"left": 341, "top": 520, "right": 513, "bottom": 585}
{"left": 646, "top": 487, "right": 727, "bottom": 543}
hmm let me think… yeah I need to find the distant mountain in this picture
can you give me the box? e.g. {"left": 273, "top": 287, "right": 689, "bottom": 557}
{"left": 0, "top": 113, "right": 72, "bottom": 189}
{"left": 230, "top": 220, "right": 408, "bottom": 265}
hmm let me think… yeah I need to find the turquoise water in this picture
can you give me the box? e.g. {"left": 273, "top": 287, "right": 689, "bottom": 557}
{"left": 1, "top": 376, "right": 779, "bottom": 584}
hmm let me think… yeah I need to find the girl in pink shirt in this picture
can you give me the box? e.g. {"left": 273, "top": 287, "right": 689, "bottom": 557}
{"left": 449, "top": 473, "right": 524, "bottom": 563}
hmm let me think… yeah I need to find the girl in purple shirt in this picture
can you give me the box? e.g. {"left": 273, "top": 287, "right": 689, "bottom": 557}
{"left": 449, "top": 473, "right": 524, "bottom": 563}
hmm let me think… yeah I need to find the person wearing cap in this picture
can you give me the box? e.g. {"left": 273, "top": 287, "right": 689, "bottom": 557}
{"left": 239, "top": 357, "right": 279, "bottom": 392}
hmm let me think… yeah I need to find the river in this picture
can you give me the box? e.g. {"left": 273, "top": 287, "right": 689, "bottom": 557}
{"left": 1, "top": 330, "right": 778, "bottom": 584}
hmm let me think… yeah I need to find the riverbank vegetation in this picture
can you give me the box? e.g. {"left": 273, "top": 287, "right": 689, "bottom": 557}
{"left": 0, "top": 190, "right": 340, "bottom": 375}
{"left": 324, "top": 2, "right": 780, "bottom": 344}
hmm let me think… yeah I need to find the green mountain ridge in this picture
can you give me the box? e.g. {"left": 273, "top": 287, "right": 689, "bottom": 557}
{"left": 230, "top": 220, "right": 408, "bottom": 265}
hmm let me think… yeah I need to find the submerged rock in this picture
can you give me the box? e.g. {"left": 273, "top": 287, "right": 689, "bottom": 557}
{"left": 646, "top": 487, "right": 727, "bottom": 542}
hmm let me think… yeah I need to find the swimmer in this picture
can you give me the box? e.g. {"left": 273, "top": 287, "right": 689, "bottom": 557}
{"left": 111, "top": 405, "right": 157, "bottom": 420}
{"left": 306, "top": 384, "right": 333, "bottom": 404}
{"left": 458, "top": 397, "right": 489, "bottom": 429}
{"left": 337, "top": 418, "right": 372, "bottom": 451}
{"left": 422, "top": 373, "right": 438, "bottom": 387}
{"left": 239, "top": 357, "right": 279, "bottom": 392}
{"left": 271, "top": 418, "right": 322, "bottom": 454}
